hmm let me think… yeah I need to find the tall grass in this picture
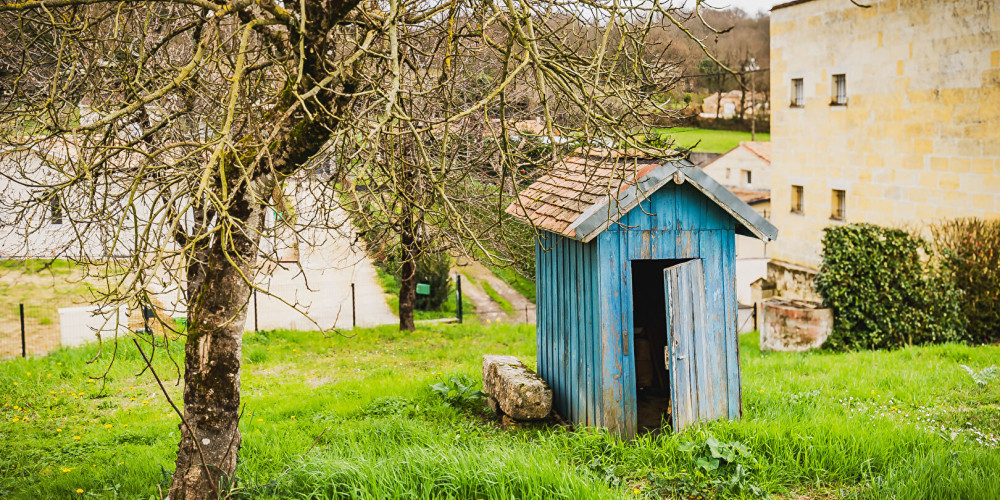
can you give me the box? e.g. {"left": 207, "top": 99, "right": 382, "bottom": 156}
{"left": 0, "top": 324, "right": 998, "bottom": 499}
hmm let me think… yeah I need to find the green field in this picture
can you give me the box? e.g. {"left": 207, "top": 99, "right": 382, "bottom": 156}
{"left": 1, "top": 325, "right": 998, "bottom": 499}
{"left": 654, "top": 128, "right": 770, "bottom": 154}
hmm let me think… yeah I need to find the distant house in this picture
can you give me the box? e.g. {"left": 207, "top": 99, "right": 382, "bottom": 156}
{"left": 700, "top": 90, "right": 766, "bottom": 119}
{"left": 701, "top": 142, "right": 772, "bottom": 304}
{"left": 768, "top": 0, "right": 1000, "bottom": 300}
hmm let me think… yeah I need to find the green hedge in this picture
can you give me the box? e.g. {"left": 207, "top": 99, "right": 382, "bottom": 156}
{"left": 814, "top": 223, "right": 965, "bottom": 350}
{"left": 932, "top": 218, "right": 1000, "bottom": 344}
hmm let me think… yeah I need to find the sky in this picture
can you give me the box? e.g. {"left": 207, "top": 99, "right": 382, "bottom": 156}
{"left": 688, "top": 0, "right": 781, "bottom": 15}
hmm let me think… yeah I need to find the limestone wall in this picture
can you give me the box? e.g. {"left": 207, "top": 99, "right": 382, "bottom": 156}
{"left": 770, "top": 0, "right": 1000, "bottom": 270}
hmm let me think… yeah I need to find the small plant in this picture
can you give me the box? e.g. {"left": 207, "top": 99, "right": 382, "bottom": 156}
{"left": 960, "top": 365, "right": 999, "bottom": 389}
{"left": 647, "top": 434, "right": 766, "bottom": 499}
{"left": 361, "top": 396, "right": 415, "bottom": 417}
{"left": 430, "top": 376, "right": 486, "bottom": 409}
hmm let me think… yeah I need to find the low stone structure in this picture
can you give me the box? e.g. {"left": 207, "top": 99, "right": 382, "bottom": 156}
{"left": 482, "top": 355, "right": 552, "bottom": 421}
{"left": 760, "top": 298, "right": 832, "bottom": 352}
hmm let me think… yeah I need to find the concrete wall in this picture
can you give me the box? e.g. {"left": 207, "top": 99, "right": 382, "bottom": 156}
{"left": 770, "top": 0, "right": 1000, "bottom": 271}
{"left": 59, "top": 305, "right": 130, "bottom": 347}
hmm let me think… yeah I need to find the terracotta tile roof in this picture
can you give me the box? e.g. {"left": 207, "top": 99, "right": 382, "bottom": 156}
{"left": 730, "top": 188, "right": 770, "bottom": 205}
{"left": 740, "top": 141, "right": 770, "bottom": 164}
{"left": 505, "top": 155, "right": 664, "bottom": 239}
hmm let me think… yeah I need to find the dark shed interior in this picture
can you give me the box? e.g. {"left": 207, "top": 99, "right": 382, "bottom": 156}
{"left": 630, "top": 258, "right": 686, "bottom": 431}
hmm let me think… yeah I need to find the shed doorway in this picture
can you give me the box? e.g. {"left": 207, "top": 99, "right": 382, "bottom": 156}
{"left": 630, "top": 258, "right": 688, "bottom": 431}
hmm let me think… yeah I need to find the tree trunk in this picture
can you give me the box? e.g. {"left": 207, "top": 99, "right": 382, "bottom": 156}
{"left": 714, "top": 88, "right": 722, "bottom": 120}
{"left": 399, "top": 218, "right": 417, "bottom": 332}
{"left": 169, "top": 205, "right": 261, "bottom": 499}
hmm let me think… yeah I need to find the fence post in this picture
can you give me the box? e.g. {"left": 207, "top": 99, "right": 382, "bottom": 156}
{"left": 525, "top": 304, "right": 529, "bottom": 323}
{"left": 456, "top": 274, "right": 463, "bottom": 324}
{"left": 19, "top": 303, "right": 26, "bottom": 358}
{"left": 351, "top": 283, "right": 356, "bottom": 329}
{"left": 253, "top": 289, "right": 259, "bottom": 333}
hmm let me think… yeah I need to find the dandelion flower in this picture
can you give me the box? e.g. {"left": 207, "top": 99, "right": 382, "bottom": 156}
{"left": 104, "top": 424, "right": 112, "bottom": 429}
{"left": 257, "top": 418, "right": 263, "bottom": 422}
{"left": 57, "top": 428, "right": 62, "bottom": 432}
{"left": 62, "top": 468, "right": 71, "bottom": 473}
{"left": 72, "top": 436, "right": 81, "bottom": 440}
{"left": 122, "top": 424, "right": 128, "bottom": 427}
{"left": 26, "top": 372, "right": 30, "bottom": 376}
{"left": 13, "top": 382, "right": 17, "bottom": 386}
{"left": 76, "top": 489, "right": 83, "bottom": 494}
{"left": 11, "top": 417, "right": 19, "bottom": 423}
{"left": 129, "top": 398, "right": 136, "bottom": 401}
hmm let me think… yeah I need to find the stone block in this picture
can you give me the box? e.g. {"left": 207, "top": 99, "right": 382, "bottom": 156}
{"left": 482, "top": 355, "right": 552, "bottom": 421}
{"left": 760, "top": 299, "right": 832, "bottom": 352}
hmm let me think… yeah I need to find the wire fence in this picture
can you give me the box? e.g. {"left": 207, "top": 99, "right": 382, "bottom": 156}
{"left": 0, "top": 303, "right": 62, "bottom": 359}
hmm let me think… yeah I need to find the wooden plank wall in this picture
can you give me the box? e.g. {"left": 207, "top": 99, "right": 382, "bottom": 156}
{"left": 535, "top": 230, "right": 602, "bottom": 427}
{"left": 596, "top": 181, "right": 741, "bottom": 436}
{"left": 535, "top": 181, "right": 741, "bottom": 436}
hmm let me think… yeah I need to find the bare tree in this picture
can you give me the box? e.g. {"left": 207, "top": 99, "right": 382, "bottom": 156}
{"left": 0, "top": 0, "right": 702, "bottom": 497}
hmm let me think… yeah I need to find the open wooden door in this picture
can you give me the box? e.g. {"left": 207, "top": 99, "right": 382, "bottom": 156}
{"left": 663, "top": 259, "right": 707, "bottom": 432}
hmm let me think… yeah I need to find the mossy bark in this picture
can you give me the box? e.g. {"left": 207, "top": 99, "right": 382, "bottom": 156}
{"left": 169, "top": 198, "right": 261, "bottom": 499}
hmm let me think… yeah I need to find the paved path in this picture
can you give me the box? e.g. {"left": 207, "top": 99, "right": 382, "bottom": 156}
{"left": 151, "top": 190, "right": 397, "bottom": 332}
{"left": 453, "top": 257, "right": 535, "bottom": 324}
{"left": 247, "top": 225, "right": 397, "bottom": 331}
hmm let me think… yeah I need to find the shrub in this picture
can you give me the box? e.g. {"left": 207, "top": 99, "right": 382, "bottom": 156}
{"left": 814, "top": 223, "right": 966, "bottom": 350}
{"left": 931, "top": 218, "right": 1000, "bottom": 344}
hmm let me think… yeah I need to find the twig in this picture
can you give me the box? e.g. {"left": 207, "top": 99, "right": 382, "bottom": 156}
{"left": 132, "top": 338, "right": 221, "bottom": 500}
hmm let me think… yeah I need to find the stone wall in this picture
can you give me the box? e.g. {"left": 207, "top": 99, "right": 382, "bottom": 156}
{"left": 767, "top": 260, "right": 821, "bottom": 302}
{"left": 770, "top": 0, "right": 1000, "bottom": 272}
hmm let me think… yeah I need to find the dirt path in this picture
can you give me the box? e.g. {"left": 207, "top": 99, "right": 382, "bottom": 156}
{"left": 453, "top": 257, "right": 535, "bottom": 324}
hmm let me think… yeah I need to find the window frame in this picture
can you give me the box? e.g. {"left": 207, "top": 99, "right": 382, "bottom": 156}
{"left": 830, "top": 189, "right": 846, "bottom": 221}
{"left": 741, "top": 169, "right": 752, "bottom": 186}
{"left": 50, "top": 194, "right": 63, "bottom": 225}
{"left": 831, "top": 74, "right": 847, "bottom": 106}
{"left": 791, "top": 78, "right": 804, "bottom": 107}
{"left": 790, "top": 185, "right": 804, "bottom": 215}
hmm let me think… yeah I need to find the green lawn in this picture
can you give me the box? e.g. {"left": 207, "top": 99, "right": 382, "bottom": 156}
{"left": 1, "top": 325, "right": 998, "bottom": 499}
{"left": 653, "top": 127, "right": 770, "bottom": 154}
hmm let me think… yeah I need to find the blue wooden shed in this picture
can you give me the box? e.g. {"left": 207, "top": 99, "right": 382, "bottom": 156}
{"left": 506, "top": 152, "right": 778, "bottom": 436}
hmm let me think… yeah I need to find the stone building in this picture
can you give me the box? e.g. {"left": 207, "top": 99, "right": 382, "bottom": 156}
{"left": 768, "top": 0, "right": 1000, "bottom": 300}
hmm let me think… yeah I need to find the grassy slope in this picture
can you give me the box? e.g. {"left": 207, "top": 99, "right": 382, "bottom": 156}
{"left": 375, "top": 266, "right": 474, "bottom": 321}
{"left": 1, "top": 326, "right": 998, "bottom": 499}
{"left": 653, "top": 127, "right": 771, "bottom": 154}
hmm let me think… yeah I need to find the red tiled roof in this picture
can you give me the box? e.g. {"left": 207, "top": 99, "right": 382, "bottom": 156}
{"left": 505, "top": 155, "right": 664, "bottom": 238}
{"left": 740, "top": 141, "right": 770, "bottom": 164}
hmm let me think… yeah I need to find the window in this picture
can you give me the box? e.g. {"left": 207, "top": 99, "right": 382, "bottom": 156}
{"left": 725, "top": 168, "right": 731, "bottom": 180}
{"left": 831, "top": 189, "right": 846, "bottom": 220}
{"left": 791, "top": 78, "right": 804, "bottom": 107}
{"left": 50, "top": 194, "right": 62, "bottom": 225}
{"left": 832, "top": 74, "right": 847, "bottom": 105}
{"left": 791, "top": 185, "right": 804, "bottom": 214}
{"left": 741, "top": 170, "right": 752, "bottom": 186}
